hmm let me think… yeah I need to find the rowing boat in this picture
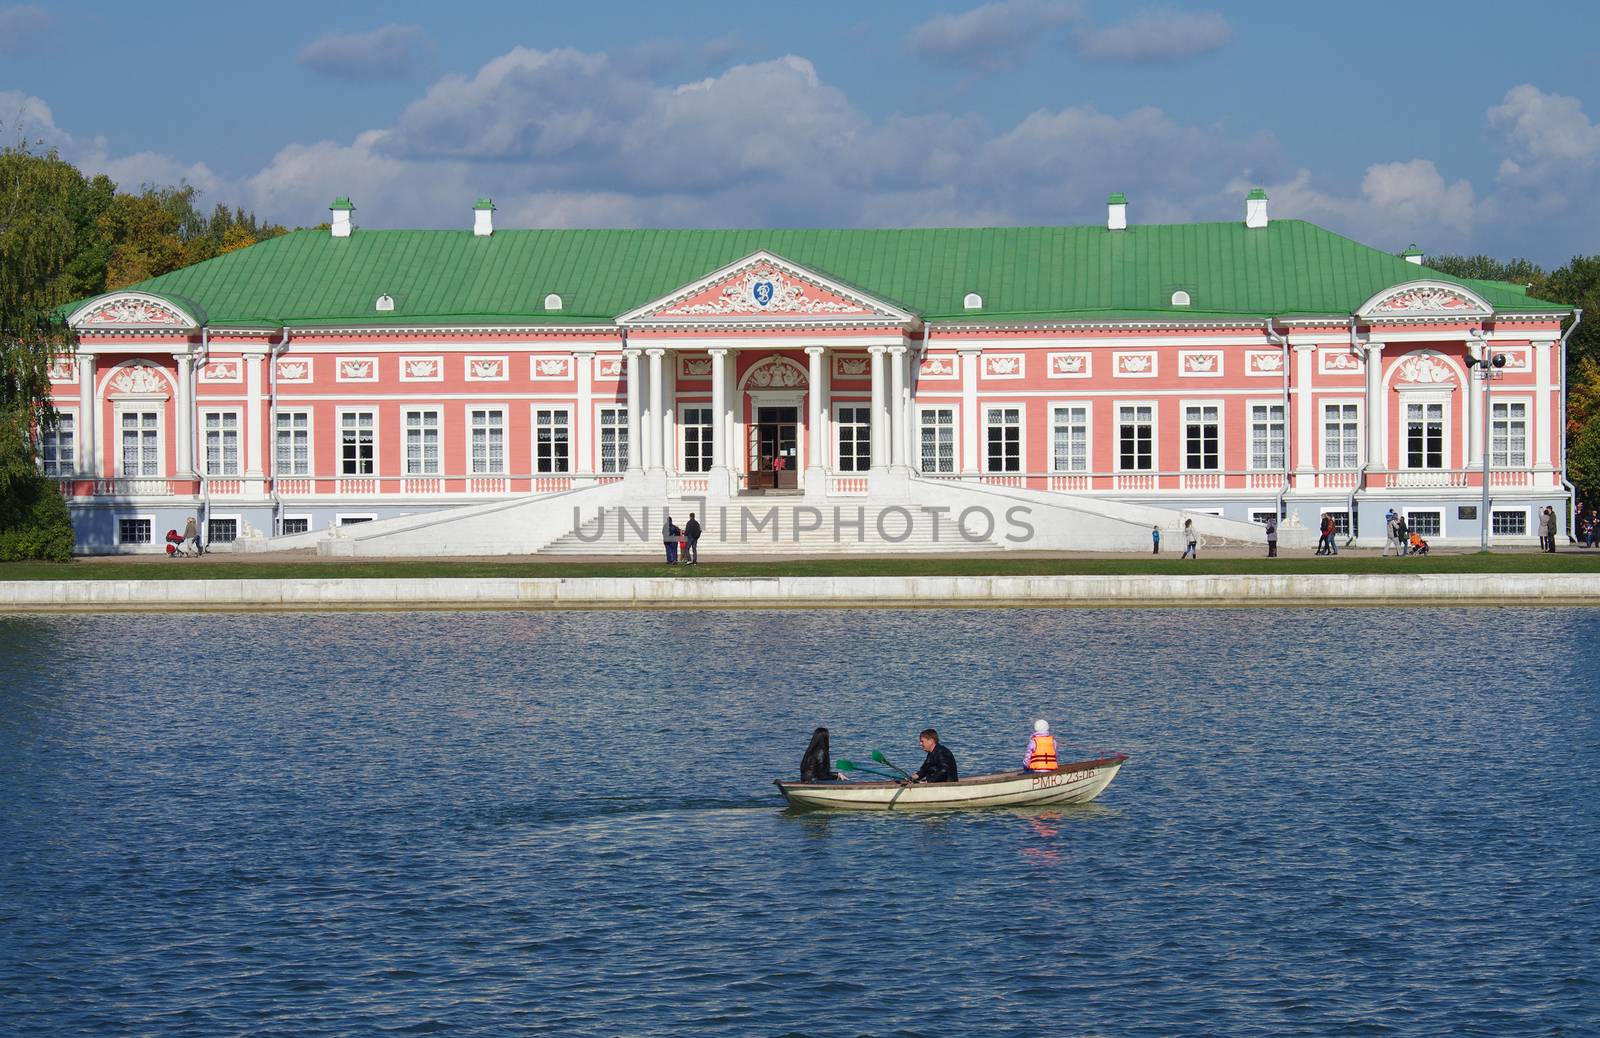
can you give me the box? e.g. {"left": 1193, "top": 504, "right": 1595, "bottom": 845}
{"left": 774, "top": 754, "right": 1128, "bottom": 811}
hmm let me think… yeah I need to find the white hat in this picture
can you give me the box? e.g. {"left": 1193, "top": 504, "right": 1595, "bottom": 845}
{"left": 1033, "top": 719, "right": 1050, "bottom": 734}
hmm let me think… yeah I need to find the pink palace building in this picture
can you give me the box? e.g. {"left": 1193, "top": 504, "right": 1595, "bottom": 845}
{"left": 49, "top": 191, "right": 1580, "bottom": 555}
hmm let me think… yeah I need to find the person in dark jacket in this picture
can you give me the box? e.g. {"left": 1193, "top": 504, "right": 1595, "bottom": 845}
{"left": 684, "top": 512, "right": 702, "bottom": 565}
{"left": 799, "top": 727, "right": 843, "bottom": 782}
{"left": 911, "top": 728, "right": 958, "bottom": 783}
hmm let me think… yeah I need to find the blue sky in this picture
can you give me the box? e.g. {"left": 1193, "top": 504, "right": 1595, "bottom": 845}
{"left": 3, "top": 0, "right": 1598, "bottom": 265}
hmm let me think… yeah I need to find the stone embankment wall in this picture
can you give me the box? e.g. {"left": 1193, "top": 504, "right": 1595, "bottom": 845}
{"left": 2, "top": 574, "right": 1597, "bottom": 611}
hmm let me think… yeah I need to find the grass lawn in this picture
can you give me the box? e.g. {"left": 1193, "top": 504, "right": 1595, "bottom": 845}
{"left": 3, "top": 553, "right": 1600, "bottom": 581}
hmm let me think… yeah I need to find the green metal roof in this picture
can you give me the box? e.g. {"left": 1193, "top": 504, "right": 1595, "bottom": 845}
{"left": 106, "top": 220, "right": 1568, "bottom": 328}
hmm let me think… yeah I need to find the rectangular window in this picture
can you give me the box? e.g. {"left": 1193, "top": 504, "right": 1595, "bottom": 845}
{"left": 535, "top": 408, "right": 570, "bottom": 473}
{"left": 1118, "top": 405, "right": 1153, "bottom": 471}
{"left": 682, "top": 407, "right": 713, "bottom": 473}
{"left": 470, "top": 408, "right": 505, "bottom": 474}
{"left": 838, "top": 406, "right": 871, "bottom": 473}
{"left": 207, "top": 518, "right": 238, "bottom": 543}
{"left": 1490, "top": 401, "right": 1528, "bottom": 467}
{"left": 599, "top": 407, "right": 628, "bottom": 473}
{"left": 340, "top": 411, "right": 375, "bottom": 475}
{"left": 203, "top": 411, "right": 240, "bottom": 476}
{"left": 985, "top": 406, "right": 1021, "bottom": 473}
{"left": 117, "top": 517, "right": 152, "bottom": 544}
{"left": 1322, "top": 403, "right": 1360, "bottom": 469}
{"left": 281, "top": 517, "right": 310, "bottom": 535}
{"left": 1250, "top": 404, "right": 1285, "bottom": 470}
{"left": 1184, "top": 404, "right": 1220, "bottom": 471}
{"left": 919, "top": 408, "right": 955, "bottom": 474}
{"left": 119, "top": 411, "right": 159, "bottom": 477}
{"left": 1408, "top": 511, "right": 1441, "bottom": 537}
{"left": 404, "top": 410, "right": 441, "bottom": 475}
{"left": 1327, "top": 511, "right": 1351, "bottom": 536}
{"left": 1249, "top": 509, "right": 1278, "bottom": 525}
{"left": 41, "top": 412, "right": 74, "bottom": 476}
{"left": 1405, "top": 402, "right": 1444, "bottom": 469}
{"left": 1051, "top": 405, "right": 1088, "bottom": 472}
{"left": 275, "top": 411, "right": 310, "bottom": 476}
{"left": 1492, "top": 510, "right": 1527, "bottom": 536}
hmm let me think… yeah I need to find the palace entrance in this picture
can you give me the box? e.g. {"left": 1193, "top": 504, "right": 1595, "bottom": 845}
{"left": 748, "top": 405, "right": 799, "bottom": 490}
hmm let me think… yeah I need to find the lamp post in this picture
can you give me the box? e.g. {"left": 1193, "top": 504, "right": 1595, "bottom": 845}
{"left": 1465, "top": 343, "right": 1507, "bottom": 553}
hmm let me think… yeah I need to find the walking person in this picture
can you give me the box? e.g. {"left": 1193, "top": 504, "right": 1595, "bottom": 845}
{"left": 1265, "top": 514, "right": 1278, "bottom": 558}
{"left": 1585, "top": 514, "right": 1598, "bottom": 549}
{"left": 1395, "top": 514, "right": 1409, "bottom": 556}
{"left": 1541, "top": 506, "right": 1558, "bottom": 553}
{"left": 1383, "top": 509, "right": 1400, "bottom": 557}
{"left": 684, "top": 512, "right": 702, "bottom": 565}
{"left": 1151, "top": 524, "right": 1161, "bottom": 554}
{"left": 1181, "top": 518, "right": 1198, "bottom": 560}
{"left": 1324, "top": 513, "right": 1339, "bottom": 555}
{"left": 662, "top": 512, "right": 679, "bottom": 565}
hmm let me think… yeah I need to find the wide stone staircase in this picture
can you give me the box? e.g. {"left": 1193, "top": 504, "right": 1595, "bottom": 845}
{"left": 541, "top": 494, "right": 1006, "bottom": 555}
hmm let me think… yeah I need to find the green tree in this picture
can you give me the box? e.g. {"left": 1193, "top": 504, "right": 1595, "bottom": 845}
{"left": 1424, "top": 254, "right": 1545, "bottom": 285}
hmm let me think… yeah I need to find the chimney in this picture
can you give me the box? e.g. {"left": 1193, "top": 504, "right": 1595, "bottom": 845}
{"left": 473, "top": 197, "right": 495, "bottom": 237}
{"left": 1245, "top": 188, "right": 1268, "bottom": 229}
{"left": 1107, "top": 192, "right": 1127, "bottom": 231}
{"left": 1403, "top": 244, "right": 1423, "bottom": 265}
{"left": 329, "top": 197, "right": 354, "bottom": 238}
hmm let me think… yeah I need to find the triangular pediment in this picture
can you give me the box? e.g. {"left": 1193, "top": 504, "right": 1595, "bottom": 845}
{"left": 618, "top": 251, "right": 914, "bottom": 325}
{"left": 1357, "top": 280, "right": 1492, "bottom": 321}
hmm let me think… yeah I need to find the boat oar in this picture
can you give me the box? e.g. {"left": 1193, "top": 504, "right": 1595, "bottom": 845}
{"left": 870, "top": 749, "right": 915, "bottom": 781}
{"left": 836, "top": 759, "right": 900, "bottom": 781}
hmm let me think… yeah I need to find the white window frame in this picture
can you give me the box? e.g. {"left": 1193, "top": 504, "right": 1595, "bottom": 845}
{"left": 201, "top": 408, "right": 242, "bottom": 477}
{"left": 1491, "top": 508, "right": 1530, "bottom": 536}
{"left": 1320, "top": 398, "right": 1362, "bottom": 471}
{"left": 679, "top": 403, "right": 714, "bottom": 474}
{"left": 835, "top": 401, "right": 873, "bottom": 473}
{"left": 206, "top": 513, "right": 242, "bottom": 544}
{"left": 115, "top": 513, "right": 155, "bottom": 546}
{"left": 1247, "top": 399, "right": 1286, "bottom": 472}
{"left": 982, "top": 402, "right": 1025, "bottom": 474}
{"left": 114, "top": 404, "right": 164, "bottom": 478}
{"left": 1404, "top": 509, "right": 1443, "bottom": 538}
{"left": 337, "top": 408, "right": 378, "bottom": 477}
{"left": 1048, "top": 401, "right": 1091, "bottom": 474}
{"left": 532, "top": 406, "right": 572, "bottom": 474}
{"left": 41, "top": 407, "right": 76, "bottom": 477}
{"left": 280, "top": 513, "right": 312, "bottom": 536}
{"left": 1249, "top": 509, "right": 1278, "bottom": 525}
{"left": 402, "top": 406, "right": 443, "bottom": 476}
{"left": 917, "top": 405, "right": 957, "bottom": 475}
{"left": 274, "top": 410, "right": 313, "bottom": 477}
{"left": 1489, "top": 395, "right": 1531, "bottom": 469}
{"left": 1180, "top": 399, "right": 1223, "bottom": 473}
{"left": 1400, "top": 392, "right": 1451, "bottom": 471}
{"left": 466, "top": 404, "right": 508, "bottom": 475}
{"left": 336, "top": 513, "right": 377, "bottom": 526}
{"left": 596, "top": 404, "right": 629, "bottom": 474}
{"left": 1115, "top": 400, "right": 1157, "bottom": 473}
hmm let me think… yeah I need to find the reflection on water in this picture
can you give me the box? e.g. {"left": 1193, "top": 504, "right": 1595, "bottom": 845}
{"left": 1, "top": 607, "right": 1597, "bottom": 1037}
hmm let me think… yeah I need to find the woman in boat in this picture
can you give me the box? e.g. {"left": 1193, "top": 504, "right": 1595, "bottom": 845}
{"left": 800, "top": 727, "right": 845, "bottom": 782}
{"left": 1022, "top": 719, "right": 1058, "bottom": 772}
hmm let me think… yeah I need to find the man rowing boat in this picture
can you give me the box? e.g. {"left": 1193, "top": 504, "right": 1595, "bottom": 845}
{"left": 910, "top": 728, "right": 958, "bottom": 783}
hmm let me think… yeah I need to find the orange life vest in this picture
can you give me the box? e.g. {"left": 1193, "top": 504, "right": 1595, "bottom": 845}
{"left": 1028, "top": 733, "right": 1058, "bottom": 771}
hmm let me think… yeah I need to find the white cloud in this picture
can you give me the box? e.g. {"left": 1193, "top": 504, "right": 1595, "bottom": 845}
{"left": 0, "top": 4, "right": 50, "bottom": 52}
{"left": 297, "top": 24, "right": 433, "bottom": 82}
{"left": 905, "top": 0, "right": 1085, "bottom": 72}
{"left": 1076, "top": 7, "right": 1232, "bottom": 61}
{"left": 0, "top": 90, "right": 222, "bottom": 195}
{"left": 1248, "top": 160, "right": 1480, "bottom": 251}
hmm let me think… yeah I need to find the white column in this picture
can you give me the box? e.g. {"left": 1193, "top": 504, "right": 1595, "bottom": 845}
{"left": 805, "top": 346, "right": 827, "bottom": 494}
{"left": 1293, "top": 343, "right": 1314, "bottom": 473}
{"left": 574, "top": 351, "right": 594, "bottom": 475}
{"left": 625, "top": 347, "right": 643, "bottom": 475}
{"left": 960, "top": 349, "right": 980, "bottom": 475}
{"left": 76, "top": 353, "right": 96, "bottom": 477}
{"left": 175, "top": 352, "right": 195, "bottom": 479}
{"left": 710, "top": 349, "right": 729, "bottom": 470}
{"left": 647, "top": 348, "right": 665, "bottom": 470}
{"left": 243, "top": 351, "right": 264, "bottom": 480}
{"left": 868, "top": 346, "right": 888, "bottom": 470}
{"left": 662, "top": 352, "right": 677, "bottom": 475}
{"left": 888, "top": 345, "right": 908, "bottom": 467}
{"left": 1466, "top": 336, "right": 1484, "bottom": 467}
{"left": 1365, "top": 343, "right": 1385, "bottom": 471}
{"left": 1535, "top": 338, "right": 1553, "bottom": 476}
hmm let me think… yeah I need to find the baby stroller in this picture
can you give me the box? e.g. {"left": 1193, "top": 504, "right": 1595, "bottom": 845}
{"left": 165, "top": 528, "right": 201, "bottom": 557}
{"left": 1408, "top": 531, "right": 1430, "bottom": 556}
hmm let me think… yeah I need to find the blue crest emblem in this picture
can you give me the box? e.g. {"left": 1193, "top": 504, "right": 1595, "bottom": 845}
{"left": 752, "top": 280, "right": 775, "bottom": 306}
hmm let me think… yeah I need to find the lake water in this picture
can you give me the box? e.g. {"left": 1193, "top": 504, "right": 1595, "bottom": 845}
{"left": 1, "top": 608, "right": 1596, "bottom": 1037}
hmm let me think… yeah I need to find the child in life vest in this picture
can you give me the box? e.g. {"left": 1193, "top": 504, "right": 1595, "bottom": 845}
{"left": 1023, "top": 719, "right": 1059, "bottom": 772}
